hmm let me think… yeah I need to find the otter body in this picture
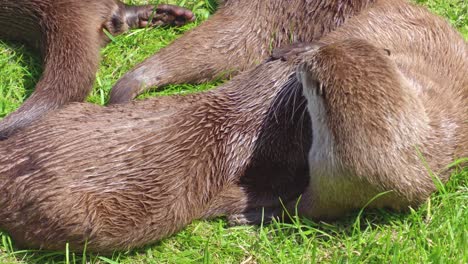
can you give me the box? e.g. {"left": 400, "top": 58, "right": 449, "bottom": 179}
{"left": 0, "top": 59, "right": 311, "bottom": 252}
{"left": 0, "top": 0, "right": 194, "bottom": 138}
{"left": 108, "top": 0, "right": 377, "bottom": 103}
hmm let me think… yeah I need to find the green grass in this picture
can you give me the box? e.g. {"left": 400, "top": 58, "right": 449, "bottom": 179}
{"left": 0, "top": 0, "right": 467, "bottom": 263}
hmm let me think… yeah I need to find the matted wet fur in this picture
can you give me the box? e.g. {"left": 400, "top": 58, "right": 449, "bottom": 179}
{"left": 108, "top": 0, "right": 378, "bottom": 103}
{"left": 0, "top": 57, "right": 311, "bottom": 252}
{"left": 0, "top": 0, "right": 194, "bottom": 139}
{"left": 0, "top": 0, "right": 466, "bottom": 254}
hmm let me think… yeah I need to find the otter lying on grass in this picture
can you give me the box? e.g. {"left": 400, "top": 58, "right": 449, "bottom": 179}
{"left": 0, "top": 0, "right": 466, "bottom": 254}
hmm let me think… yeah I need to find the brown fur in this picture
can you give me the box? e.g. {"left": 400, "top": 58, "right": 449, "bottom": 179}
{"left": 0, "top": 0, "right": 466, "bottom": 254}
{"left": 293, "top": 0, "right": 467, "bottom": 219}
{"left": 0, "top": 58, "right": 311, "bottom": 252}
{"left": 109, "top": 0, "right": 377, "bottom": 103}
{"left": 0, "top": 0, "right": 194, "bottom": 139}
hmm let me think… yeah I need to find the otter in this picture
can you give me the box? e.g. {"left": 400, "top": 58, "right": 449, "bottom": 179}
{"left": 290, "top": 0, "right": 467, "bottom": 219}
{"left": 108, "top": 0, "right": 377, "bottom": 103}
{"left": 0, "top": 0, "right": 194, "bottom": 139}
{"left": 0, "top": 56, "right": 310, "bottom": 253}
{"left": 231, "top": 0, "right": 467, "bottom": 223}
{"left": 0, "top": 0, "right": 466, "bottom": 254}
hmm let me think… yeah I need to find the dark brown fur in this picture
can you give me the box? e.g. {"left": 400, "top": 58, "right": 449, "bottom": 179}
{"left": 0, "top": 0, "right": 194, "bottom": 139}
{"left": 0, "top": 0, "right": 466, "bottom": 254}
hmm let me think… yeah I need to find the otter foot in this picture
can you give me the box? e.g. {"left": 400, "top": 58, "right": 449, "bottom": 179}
{"left": 269, "top": 42, "right": 324, "bottom": 62}
{"left": 125, "top": 4, "right": 195, "bottom": 29}
{"left": 227, "top": 207, "right": 282, "bottom": 226}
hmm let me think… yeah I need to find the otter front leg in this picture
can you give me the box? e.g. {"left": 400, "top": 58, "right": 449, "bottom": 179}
{"left": 294, "top": 39, "right": 438, "bottom": 220}
{"left": 203, "top": 184, "right": 289, "bottom": 226}
{"left": 0, "top": 0, "right": 194, "bottom": 139}
{"left": 108, "top": 8, "right": 267, "bottom": 104}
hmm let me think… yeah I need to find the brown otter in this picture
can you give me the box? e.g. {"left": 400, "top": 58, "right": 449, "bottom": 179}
{"left": 230, "top": 0, "right": 467, "bottom": 223}
{"left": 0, "top": 0, "right": 194, "bottom": 139}
{"left": 290, "top": 0, "right": 467, "bottom": 219}
{"left": 0, "top": 0, "right": 466, "bottom": 254}
{"left": 0, "top": 56, "right": 310, "bottom": 252}
{"left": 108, "top": 0, "right": 377, "bottom": 103}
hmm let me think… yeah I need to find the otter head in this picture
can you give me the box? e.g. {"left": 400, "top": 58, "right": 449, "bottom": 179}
{"left": 293, "top": 39, "right": 425, "bottom": 219}
{"left": 295, "top": 39, "right": 398, "bottom": 167}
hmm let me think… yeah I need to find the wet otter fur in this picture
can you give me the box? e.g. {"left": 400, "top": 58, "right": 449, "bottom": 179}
{"left": 108, "top": 0, "right": 377, "bottom": 103}
{"left": 0, "top": 0, "right": 194, "bottom": 139}
{"left": 0, "top": 0, "right": 466, "bottom": 254}
{"left": 0, "top": 58, "right": 311, "bottom": 252}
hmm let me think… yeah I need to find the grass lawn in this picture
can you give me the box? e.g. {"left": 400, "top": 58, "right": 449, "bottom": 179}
{"left": 0, "top": 0, "right": 467, "bottom": 263}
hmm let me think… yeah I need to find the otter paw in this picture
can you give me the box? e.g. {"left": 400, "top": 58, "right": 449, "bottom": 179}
{"left": 227, "top": 209, "right": 279, "bottom": 226}
{"left": 125, "top": 4, "right": 195, "bottom": 28}
{"left": 270, "top": 42, "right": 324, "bottom": 62}
{"left": 152, "top": 4, "right": 196, "bottom": 27}
{"left": 227, "top": 213, "right": 257, "bottom": 226}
